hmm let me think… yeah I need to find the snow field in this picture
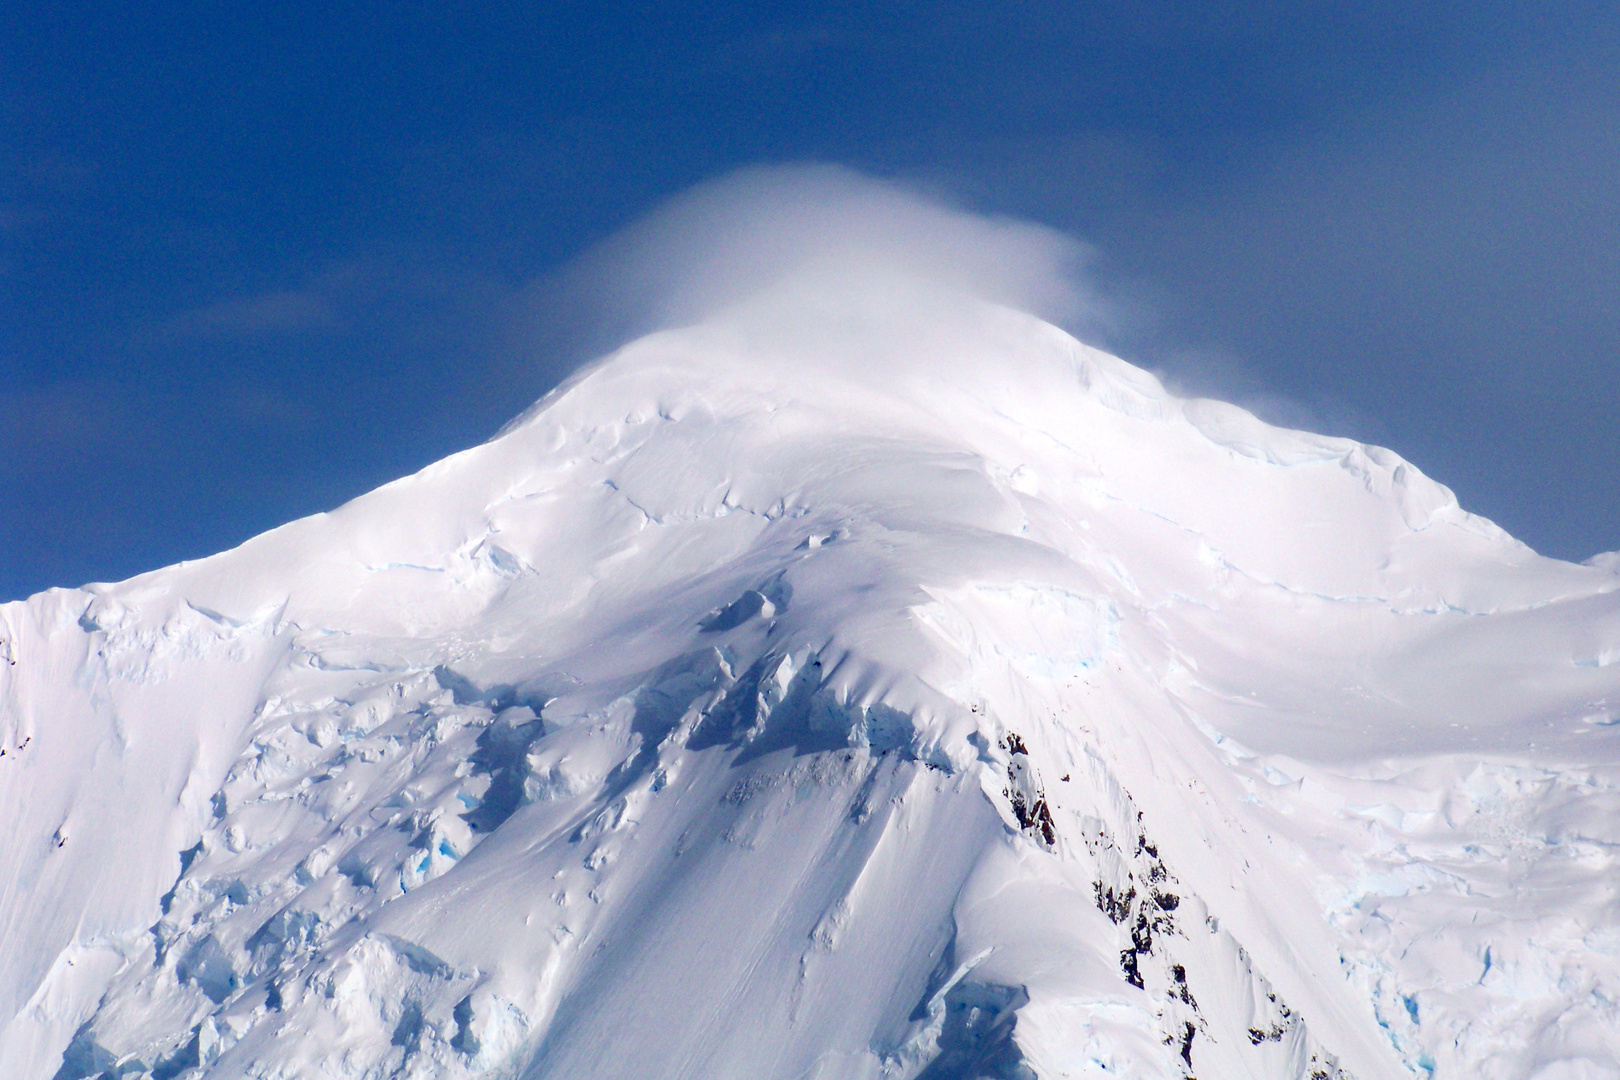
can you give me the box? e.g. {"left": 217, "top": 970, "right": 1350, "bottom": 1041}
{"left": 3, "top": 287, "right": 1617, "bottom": 1078}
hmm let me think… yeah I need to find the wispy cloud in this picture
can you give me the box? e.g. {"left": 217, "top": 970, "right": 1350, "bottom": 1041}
{"left": 152, "top": 264, "right": 373, "bottom": 341}
{"left": 163, "top": 287, "right": 341, "bottom": 339}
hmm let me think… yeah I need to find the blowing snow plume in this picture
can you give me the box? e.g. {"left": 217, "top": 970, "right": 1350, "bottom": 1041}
{"left": 4, "top": 164, "right": 1620, "bottom": 1080}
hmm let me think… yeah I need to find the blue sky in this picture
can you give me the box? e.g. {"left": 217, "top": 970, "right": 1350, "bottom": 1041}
{"left": 4, "top": 3, "right": 1617, "bottom": 600}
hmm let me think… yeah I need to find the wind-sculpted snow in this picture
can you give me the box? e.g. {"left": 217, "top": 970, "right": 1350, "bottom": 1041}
{"left": 2, "top": 291, "right": 1618, "bottom": 1079}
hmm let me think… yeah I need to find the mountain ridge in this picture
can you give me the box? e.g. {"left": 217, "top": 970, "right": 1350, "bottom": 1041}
{"left": 3, "top": 294, "right": 1617, "bottom": 1079}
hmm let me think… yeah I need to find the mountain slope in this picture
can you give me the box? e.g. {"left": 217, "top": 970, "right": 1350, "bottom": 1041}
{"left": 3, "top": 288, "right": 1618, "bottom": 1080}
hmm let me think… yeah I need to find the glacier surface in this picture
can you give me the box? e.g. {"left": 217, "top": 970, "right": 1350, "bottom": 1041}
{"left": 3, "top": 284, "right": 1618, "bottom": 1079}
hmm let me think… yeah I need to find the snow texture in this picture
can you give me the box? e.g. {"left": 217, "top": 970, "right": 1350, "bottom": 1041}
{"left": 3, "top": 282, "right": 1618, "bottom": 1080}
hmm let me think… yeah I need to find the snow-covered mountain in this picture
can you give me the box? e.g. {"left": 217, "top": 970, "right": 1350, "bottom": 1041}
{"left": 3, "top": 282, "right": 1618, "bottom": 1080}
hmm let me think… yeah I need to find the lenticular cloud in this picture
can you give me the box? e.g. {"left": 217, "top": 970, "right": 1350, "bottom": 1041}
{"left": 518, "top": 164, "right": 1114, "bottom": 373}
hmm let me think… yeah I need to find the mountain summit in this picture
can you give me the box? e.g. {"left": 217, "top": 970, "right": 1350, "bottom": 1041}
{"left": 3, "top": 288, "right": 1617, "bottom": 1079}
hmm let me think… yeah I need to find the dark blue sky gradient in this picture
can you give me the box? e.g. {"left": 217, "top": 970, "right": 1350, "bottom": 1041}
{"left": 5, "top": 3, "right": 1618, "bottom": 599}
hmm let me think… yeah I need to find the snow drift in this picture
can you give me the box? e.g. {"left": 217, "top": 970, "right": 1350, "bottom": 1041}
{"left": 3, "top": 181, "right": 1619, "bottom": 1079}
